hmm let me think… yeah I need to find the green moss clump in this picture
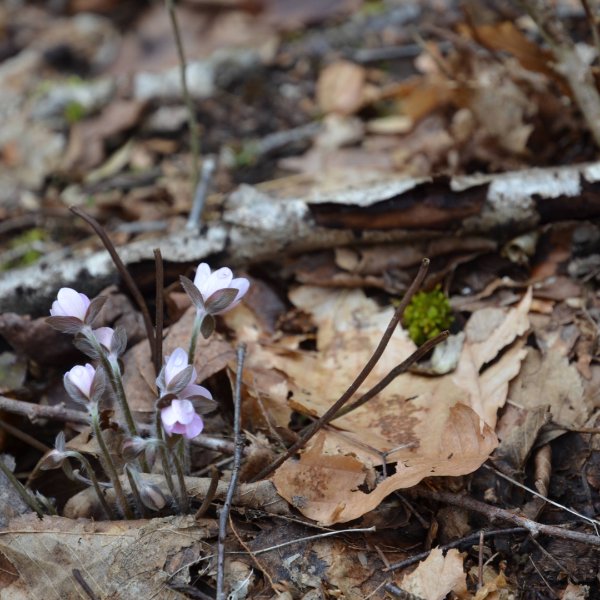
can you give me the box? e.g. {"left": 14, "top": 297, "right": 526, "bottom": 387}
{"left": 403, "top": 285, "right": 453, "bottom": 346}
{"left": 63, "top": 100, "right": 86, "bottom": 124}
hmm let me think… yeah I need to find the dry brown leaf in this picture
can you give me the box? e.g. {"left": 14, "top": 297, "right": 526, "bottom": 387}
{"left": 273, "top": 404, "right": 496, "bottom": 525}
{"left": 508, "top": 347, "right": 591, "bottom": 428}
{"left": 397, "top": 547, "right": 467, "bottom": 600}
{"left": 0, "top": 513, "right": 216, "bottom": 599}
{"left": 316, "top": 60, "right": 367, "bottom": 115}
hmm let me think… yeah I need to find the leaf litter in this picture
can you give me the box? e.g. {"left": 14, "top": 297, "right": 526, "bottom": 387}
{"left": 1, "top": 1, "right": 600, "bottom": 598}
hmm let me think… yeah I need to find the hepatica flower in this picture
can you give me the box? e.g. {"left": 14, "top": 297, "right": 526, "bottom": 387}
{"left": 161, "top": 399, "right": 204, "bottom": 439}
{"left": 180, "top": 263, "right": 249, "bottom": 338}
{"left": 64, "top": 363, "right": 104, "bottom": 405}
{"left": 92, "top": 326, "right": 127, "bottom": 359}
{"left": 47, "top": 287, "right": 106, "bottom": 334}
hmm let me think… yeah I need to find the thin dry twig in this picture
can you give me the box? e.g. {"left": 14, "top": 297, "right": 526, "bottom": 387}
{"left": 187, "top": 156, "right": 216, "bottom": 230}
{"left": 477, "top": 530, "right": 484, "bottom": 590}
{"left": 72, "top": 568, "right": 100, "bottom": 600}
{"left": 216, "top": 344, "right": 246, "bottom": 600}
{"left": 0, "top": 395, "right": 236, "bottom": 455}
{"left": 0, "top": 418, "right": 50, "bottom": 453}
{"left": 415, "top": 488, "right": 600, "bottom": 548}
{"left": 250, "top": 258, "right": 432, "bottom": 482}
{"left": 154, "top": 248, "right": 164, "bottom": 376}
{"left": 384, "top": 583, "right": 426, "bottom": 600}
{"left": 165, "top": 0, "right": 201, "bottom": 195}
{"left": 194, "top": 466, "right": 219, "bottom": 519}
{"left": 484, "top": 464, "right": 600, "bottom": 531}
{"left": 384, "top": 526, "right": 527, "bottom": 572}
{"left": 70, "top": 207, "right": 157, "bottom": 370}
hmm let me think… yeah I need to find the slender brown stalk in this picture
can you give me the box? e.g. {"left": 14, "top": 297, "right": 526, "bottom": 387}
{"left": 250, "top": 259, "right": 431, "bottom": 482}
{"left": 216, "top": 344, "right": 246, "bottom": 600}
{"left": 69, "top": 206, "right": 156, "bottom": 369}
{"left": 165, "top": 0, "right": 200, "bottom": 194}
{"left": 0, "top": 458, "right": 45, "bottom": 518}
{"left": 194, "top": 466, "right": 219, "bottom": 519}
{"left": 335, "top": 332, "right": 448, "bottom": 418}
{"left": 154, "top": 248, "right": 164, "bottom": 375}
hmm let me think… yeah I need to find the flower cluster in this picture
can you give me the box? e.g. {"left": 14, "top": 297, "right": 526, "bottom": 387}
{"left": 42, "top": 261, "right": 249, "bottom": 520}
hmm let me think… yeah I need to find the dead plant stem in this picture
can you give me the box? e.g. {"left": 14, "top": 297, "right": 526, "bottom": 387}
{"left": 165, "top": 0, "right": 201, "bottom": 194}
{"left": 154, "top": 248, "right": 164, "bottom": 375}
{"left": 216, "top": 344, "right": 246, "bottom": 600}
{"left": 70, "top": 207, "right": 157, "bottom": 370}
{"left": 250, "top": 258, "right": 431, "bottom": 482}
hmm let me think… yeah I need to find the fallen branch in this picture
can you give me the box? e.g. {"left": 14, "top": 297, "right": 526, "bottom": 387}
{"left": 414, "top": 488, "right": 600, "bottom": 548}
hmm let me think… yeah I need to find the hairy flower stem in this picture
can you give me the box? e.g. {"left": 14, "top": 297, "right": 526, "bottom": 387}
{"left": 187, "top": 312, "right": 202, "bottom": 366}
{"left": 84, "top": 329, "right": 149, "bottom": 472}
{"left": 0, "top": 458, "right": 45, "bottom": 518}
{"left": 67, "top": 451, "right": 115, "bottom": 519}
{"left": 154, "top": 409, "right": 179, "bottom": 510}
{"left": 125, "top": 466, "right": 148, "bottom": 518}
{"left": 173, "top": 438, "right": 190, "bottom": 513}
{"left": 90, "top": 409, "right": 133, "bottom": 519}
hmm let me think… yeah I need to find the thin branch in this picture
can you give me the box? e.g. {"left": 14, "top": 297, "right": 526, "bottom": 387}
{"left": 0, "top": 457, "right": 45, "bottom": 518}
{"left": 250, "top": 258, "right": 431, "bottom": 482}
{"left": 229, "top": 525, "right": 376, "bottom": 557}
{"left": 0, "top": 395, "right": 235, "bottom": 454}
{"left": 414, "top": 488, "right": 600, "bottom": 549}
{"left": 484, "top": 464, "right": 600, "bottom": 530}
{"left": 165, "top": 0, "right": 201, "bottom": 195}
{"left": 72, "top": 568, "right": 100, "bottom": 600}
{"left": 477, "top": 530, "right": 484, "bottom": 590}
{"left": 216, "top": 344, "right": 246, "bottom": 600}
{"left": 154, "top": 248, "right": 164, "bottom": 375}
{"left": 384, "top": 583, "right": 425, "bottom": 600}
{"left": 0, "top": 418, "right": 50, "bottom": 453}
{"left": 384, "top": 526, "right": 527, "bottom": 572}
{"left": 194, "top": 466, "right": 219, "bottom": 519}
{"left": 69, "top": 207, "right": 156, "bottom": 369}
{"left": 335, "top": 331, "right": 449, "bottom": 418}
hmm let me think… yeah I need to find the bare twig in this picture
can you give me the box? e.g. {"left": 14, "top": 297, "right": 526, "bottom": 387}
{"left": 414, "top": 488, "right": 600, "bottom": 548}
{"left": 477, "top": 530, "right": 484, "bottom": 590}
{"left": 250, "top": 258, "right": 431, "bottom": 482}
{"left": 229, "top": 525, "right": 376, "bottom": 557}
{"left": 70, "top": 207, "right": 157, "bottom": 369}
{"left": 165, "top": 0, "right": 201, "bottom": 195}
{"left": 154, "top": 248, "right": 164, "bottom": 376}
{"left": 72, "top": 569, "right": 100, "bottom": 600}
{"left": 335, "top": 331, "right": 449, "bottom": 418}
{"left": 0, "top": 395, "right": 235, "bottom": 454}
{"left": 194, "top": 466, "right": 219, "bottom": 519}
{"left": 384, "top": 583, "right": 425, "bottom": 600}
{"left": 529, "top": 555, "right": 559, "bottom": 598}
{"left": 0, "top": 456, "right": 45, "bottom": 518}
{"left": 0, "top": 418, "right": 50, "bottom": 453}
{"left": 484, "top": 464, "right": 600, "bottom": 531}
{"left": 216, "top": 344, "right": 246, "bottom": 600}
{"left": 384, "top": 527, "right": 527, "bottom": 572}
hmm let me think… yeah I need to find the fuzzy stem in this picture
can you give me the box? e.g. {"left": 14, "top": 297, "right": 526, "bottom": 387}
{"left": 125, "top": 466, "right": 148, "bottom": 518}
{"left": 173, "top": 437, "right": 190, "bottom": 513}
{"left": 90, "top": 409, "right": 133, "bottom": 519}
{"left": 0, "top": 458, "right": 45, "bottom": 518}
{"left": 187, "top": 312, "right": 202, "bottom": 366}
{"left": 154, "top": 409, "right": 179, "bottom": 510}
{"left": 66, "top": 451, "right": 115, "bottom": 519}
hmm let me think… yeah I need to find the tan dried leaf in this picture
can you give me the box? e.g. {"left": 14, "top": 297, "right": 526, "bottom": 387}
{"left": 398, "top": 547, "right": 467, "bottom": 600}
{"left": 316, "top": 60, "right": 367, "bottom": 115}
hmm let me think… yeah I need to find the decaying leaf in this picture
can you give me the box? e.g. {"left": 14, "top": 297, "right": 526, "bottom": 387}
{"left": 0, "top": 513, "right": 217, "bottom": 599}
{"left": 396, "top": 547, "right": 467, "bottom": 600}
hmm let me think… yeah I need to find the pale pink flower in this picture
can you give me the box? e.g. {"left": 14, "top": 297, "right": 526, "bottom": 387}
{"left": 50, "top": 288, "right": 90, "bottom": 320}
{"left": 164, "top": 348, "right": 190, "bottom": 387}
{"left": 93, "top": 327, "right": 114, "bottom": 352}
{"left": 193, "top": 263, "right": 249, "bottom": 314}
{"left": 66, "top": 363, "right": 96, "bottom": 399}
{"left": 161, "top": 399, "right": 204, "bottom": 438}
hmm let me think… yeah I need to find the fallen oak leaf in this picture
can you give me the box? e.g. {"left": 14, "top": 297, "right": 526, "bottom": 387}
{"left": 273, "top": 404, "right": 496, "bottom": 525}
